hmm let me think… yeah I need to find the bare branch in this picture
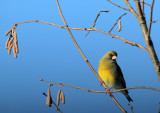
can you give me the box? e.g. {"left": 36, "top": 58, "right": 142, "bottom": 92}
{"left": 107, "top": 0, "right": 130, "bottom": 11}
{"left": 109, "top": 13, "right": 127, "bottom": 33}
{"left": 135, "top": 0, "right": 160, "bottom": 81}
{"left": 56, "top": 0, "right": 127, "bottom": 112}
{"left": 85, "top": 10, "right": 109, "bottom": 37}
{"left": 122, "top": 0, "right": 138, "bottom": 19}
{"left": 40, "top": 79, "right": 160, "bottom": 93}
{"left": 91, "top": 27, "right": 149, "bottom": 53}
{"left": 148, "top": 0, "right": 155, "bottom": 37}
{"left": 14, "top": 20, "right": 93, "bottom": 31}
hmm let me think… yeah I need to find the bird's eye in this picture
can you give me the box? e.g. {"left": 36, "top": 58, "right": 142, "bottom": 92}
{"left": 110, "top": 54, "right": 113, "bottom": 57}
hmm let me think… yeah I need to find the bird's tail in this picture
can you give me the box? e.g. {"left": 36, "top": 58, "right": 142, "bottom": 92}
{"left": 125, "top": 94, "right": 133, "bottom": 102}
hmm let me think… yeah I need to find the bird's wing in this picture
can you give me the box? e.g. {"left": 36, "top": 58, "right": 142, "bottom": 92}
{"left": 115, "top": 62, "right": 126, "bottom": 88}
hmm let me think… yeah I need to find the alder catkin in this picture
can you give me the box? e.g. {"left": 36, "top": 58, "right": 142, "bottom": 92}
{"left": 57, "top": 89, "right": 61, "bottom": 106}
{"left": 46, "top": 86, "right": 52, "bottom": 107}
{"left": 118, "top": 20, "right": 121, "bottom": 32}
{"left": 15, "top": 43, "right": 19, "bottom": 53}
{"left": 60, "top": 92, "right": 62, "bottom": 100}
{"left": 13, "top": 45, "right": 17, "bottom": 58}
{"left": 8, "top": 37, "right": 14, "bottom": 47}
{"left": 13, "top": 31, "right": 17, "bottom": 43}
{"left": 5, "top": 38, "right": 10, "bottom": 49}
{"left": 61, "top": 92, "right": 65, "bottom": 104}
{"left": 5, "top": 29, "right": 12, "bottom": 36}
{"left": 8, "top": 44, "right": 13, "bottom": 55}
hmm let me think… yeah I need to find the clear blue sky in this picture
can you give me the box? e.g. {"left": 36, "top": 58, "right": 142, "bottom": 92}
{"left": 0, "top": 0, "right": 160, "bottom": 113}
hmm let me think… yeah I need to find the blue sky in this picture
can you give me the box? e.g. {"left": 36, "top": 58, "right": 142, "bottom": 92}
{"left": 0, "top": 0, "right": 160, "bottom": 113}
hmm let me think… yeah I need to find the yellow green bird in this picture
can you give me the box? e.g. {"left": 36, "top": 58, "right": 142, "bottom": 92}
{"left": 98, "top": 51, "right": 133, "bottom": 102}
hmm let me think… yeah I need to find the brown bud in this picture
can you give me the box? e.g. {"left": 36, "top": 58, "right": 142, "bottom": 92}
{"left": 61, "top": 92, "right": 65, "bottom": 104}
{"left": 5, "top": 38, "right": 10, "bottom": 49}
{"left": 118, "top": 20, "right": 121, "bottom": 32}
{"left": 46, "top": 86, "right": 52, "bottom": 107}
{"left": 13, "top": 45, "right": 17, "bottom": 58}
{"left": 5, "top": 29, "right": 12, "bottom": 36}
{"left": 8, "top": 44, "right": 13, "bottom": 55}
{"left": 40, "top": 79, "right": 43, "bottom": 81}
{"left": 57, "top": 89, "right": 61, "bottom": 106}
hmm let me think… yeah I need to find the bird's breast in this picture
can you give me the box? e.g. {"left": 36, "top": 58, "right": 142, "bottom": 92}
{"left": 98, "top": 65, "right": 115, "bottom": 87}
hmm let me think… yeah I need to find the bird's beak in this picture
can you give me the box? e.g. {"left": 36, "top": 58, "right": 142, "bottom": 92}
{"left": 112, "top": 56, "right": 117, "bottom": 61}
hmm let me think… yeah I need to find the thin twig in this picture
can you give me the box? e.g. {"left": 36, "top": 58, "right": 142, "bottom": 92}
{"left": 40, "top": 79, "right": 160, "bottom": 93}
{"left": 43, "top": 92, "right": 63, "bottom": 113}
{"left": 107, "top": 0, "right": 130, "bottom": 11}
{"left": 109, "top": 13, "right": 127, "bottom": 33}
{"left": 91, "top": 27, "right": 149, "bottom": 53}
{"left": 56, "top": 0, "right": 127, "bottom": 112}
{"left": 85, "top": 10, "right": 109, "bottom": 37}
{"left": 148, "top": 0, "right": 155, "bottom": 37}
{"left": 128, "top": 104, "right": 134, "bottom": 113}
{"left": 14, "top": 20, "right": 93, "bottom": 31}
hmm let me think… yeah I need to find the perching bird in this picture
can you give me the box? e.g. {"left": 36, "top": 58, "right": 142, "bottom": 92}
{"left": 98, "top": 51, "right": 133, "bottom": 102}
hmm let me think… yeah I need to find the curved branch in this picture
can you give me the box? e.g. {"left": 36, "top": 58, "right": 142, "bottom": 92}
{"left": 40, "top": 79, "right": 160, "bottom": 93}
{"left": 91, "top": 27, "right": 149, "bottom": 53}
{"left": 14, "top": 20, "right": 93, "bottom": 31}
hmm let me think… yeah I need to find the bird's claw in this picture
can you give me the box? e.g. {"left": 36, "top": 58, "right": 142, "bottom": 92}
{"left": 105, "top": 87, "right": 112, "bottom": 91}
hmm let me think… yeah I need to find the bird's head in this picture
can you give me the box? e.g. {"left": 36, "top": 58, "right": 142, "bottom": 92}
{"left": 102, "top": 51, "right": 118, "bottom": 61}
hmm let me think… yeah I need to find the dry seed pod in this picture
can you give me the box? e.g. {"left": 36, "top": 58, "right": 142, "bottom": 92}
{"left": 118, "top": 20, "right": 122, "bottom": 32}
{"left": 8, "top": 44, "right": 13, "bottom": 55}
{"left": 5, "top": 38, "right": 10, "bottom": 49}
{"left": 46, "top": 86, "right": 52, "bottom": 107}
{"left": 15, "top": 43, "right": 19, "bottom": 53}
{"left": 8, "top": 37, "right": 14, "bottom": 47}
{"left": 61, "top": 92, "right": 65, "bottom": 104}
{"left": 5, "top": 29, "right": 12, "bottom": 36}
{"left": 13, "top": 45, "right": 17, "bottom": 58}
{"left": 57, "top": 89, "right": 61, "bottom": 106}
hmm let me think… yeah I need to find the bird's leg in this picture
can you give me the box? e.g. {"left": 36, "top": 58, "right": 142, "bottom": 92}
{"left": 105, "top": 87, "right": 112, "bottom": 91}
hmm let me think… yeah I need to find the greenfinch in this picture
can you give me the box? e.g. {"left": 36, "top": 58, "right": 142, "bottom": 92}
{"left": 98, "top": 51, "right": 133, "bottom": 102}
